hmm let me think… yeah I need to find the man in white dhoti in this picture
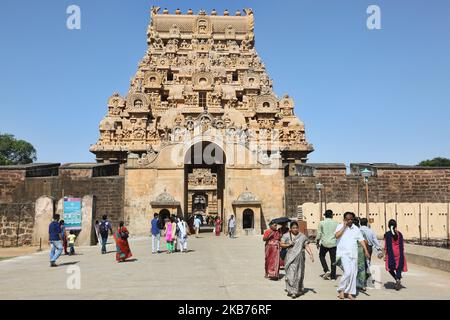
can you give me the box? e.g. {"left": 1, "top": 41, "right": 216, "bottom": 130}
{"left": 335, "top": 212, "right": 370, "bottom": 300}
{"left": 177, "top": 217, "right": 189, "bottom": 253}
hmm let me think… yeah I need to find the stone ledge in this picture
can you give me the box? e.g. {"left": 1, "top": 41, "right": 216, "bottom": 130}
{"left": 405, "top": 252, "right": 450, "bottom": 273}
{"left": 402, "top": 243, "right": 450, "bottom": 273}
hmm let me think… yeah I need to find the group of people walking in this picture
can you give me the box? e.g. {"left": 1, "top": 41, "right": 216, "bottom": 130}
{"left": 49, "top": 211, "right": 237, "bottom": 267}
{"left": 49, "top": 209, "right": 408, "bottom": 300}
{"left": 192, "top": 214, "right": 236, "bottom": 238}
{"left": 95, "top": 215, "right": 132, "bottom": 262}
{"left": 151, "top": 213, "right": 190, "bottom": 253}
{"left": 263, "top": 210, "right": 408, "bottom": 299}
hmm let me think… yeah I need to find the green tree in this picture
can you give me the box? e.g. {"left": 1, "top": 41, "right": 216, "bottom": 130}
{"left": 418, "top": 157, "right": 450, "bottom": 167}
{"left": 0, "top": 133, "right": 37, "bottom": 165}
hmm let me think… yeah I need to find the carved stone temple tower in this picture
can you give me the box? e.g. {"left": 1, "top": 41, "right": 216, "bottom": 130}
{"left": 90, "top": 8, "right": 314, "bottom": 236}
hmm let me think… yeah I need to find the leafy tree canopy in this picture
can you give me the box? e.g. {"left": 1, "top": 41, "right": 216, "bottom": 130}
{"left": 0, "top": 133, "right": 37, "bottom": 165}
{"left": 418, "top": 157, "right": 450, "bottom": 167}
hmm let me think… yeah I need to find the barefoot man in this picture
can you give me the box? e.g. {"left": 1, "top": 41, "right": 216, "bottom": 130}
{"left": 335, "top": 212, "right": 370, "bottom": 300}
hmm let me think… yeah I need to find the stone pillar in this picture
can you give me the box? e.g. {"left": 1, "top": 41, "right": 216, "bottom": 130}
{"left": 77, "top": 195, "right": 94, "bottom": 246}
{"left": 32, "top": 196, "right": 54, "bottom": 246}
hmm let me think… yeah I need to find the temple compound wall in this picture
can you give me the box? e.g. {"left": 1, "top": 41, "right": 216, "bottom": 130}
{"left": 1, "top": 161, "right": 449, "bottom": 247}
{"left": 285, "top": 163, "right": 450, "bottom": 240}
{"left": 0, "top": 163, "right": 124, "bottom": 247}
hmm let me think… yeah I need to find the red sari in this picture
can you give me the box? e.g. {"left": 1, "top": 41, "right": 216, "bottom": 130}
{"left": 215, "top": 219, "right": 222, "bottom": 236}
{"left": 113, "top": 226, "right": 132, "bottom": 262}
{"left": 263, "top": 229, "right": 282, "bottom": 279}
{"left": 278, "top": 226, "right": 289, "bottom": 268}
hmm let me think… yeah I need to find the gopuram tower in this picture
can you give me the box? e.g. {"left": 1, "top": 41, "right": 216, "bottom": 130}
{"left": 90, "top": 8, "right": 314, "bottom": 235}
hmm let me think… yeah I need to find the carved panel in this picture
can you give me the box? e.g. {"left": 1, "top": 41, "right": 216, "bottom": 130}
{"left": 143, "top": 71, "right": 163, "bottom": 89}
{"left": 192, "top": 71, "right": 214, "bottom": 90}
{"left": 194, "top": 16, "right": 212, "bottom": 37}
{"left": 255, "top": 95, "right": 278, "bottom": 112}
{"left": 243, "top": 72, "right": 260, "bottom": 89}
{"left": 127, "top": 92, "right": 150, "bottom": 110}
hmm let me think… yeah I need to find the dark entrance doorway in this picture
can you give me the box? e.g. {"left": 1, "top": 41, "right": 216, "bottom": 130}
{"left": 159, "top": 209, "right": 170, "bottom": 227}
{"left": 192, "top": 193, "right": 207, "bottom": 215}
{"left": 243, "top": 209, "right": 254, "bottom": 229}
{"left": 184, "top": 141, "right": 225, "bottom": 223}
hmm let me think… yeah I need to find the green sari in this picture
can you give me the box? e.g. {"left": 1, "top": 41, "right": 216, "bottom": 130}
{"left": 356, "top": 233, "right": 370, "bottom": 289}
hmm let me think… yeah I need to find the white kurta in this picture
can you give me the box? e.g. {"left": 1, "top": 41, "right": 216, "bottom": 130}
{"left": 177, "top": 221, "right": 188, "bottom": 251}
{"left": 335, "top": 224, "right": 364, "bottom": 295}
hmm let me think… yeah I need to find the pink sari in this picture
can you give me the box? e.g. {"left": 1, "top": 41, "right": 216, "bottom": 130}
{"left": 215, "top": 219, "right": 222, "bottom": 236}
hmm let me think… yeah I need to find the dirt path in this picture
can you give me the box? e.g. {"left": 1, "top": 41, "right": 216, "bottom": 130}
{"left": 0, "top": 245, "right": 49, "bottom": 258}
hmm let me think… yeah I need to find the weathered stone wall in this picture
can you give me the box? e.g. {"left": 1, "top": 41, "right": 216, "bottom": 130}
{"left": 0, "top": 203, "right": 35, "bottom": 247}
{"left": 0, "top": 170, "right": 25, "bottom": 203}
{"left": 285, "top": 164, "right": 450, "bottom": 239}
{"left": 0, "top": 164, "right": 124, "bottom": 247}
{"left": 9, "top": 176, "right": 125, "bottom": 225}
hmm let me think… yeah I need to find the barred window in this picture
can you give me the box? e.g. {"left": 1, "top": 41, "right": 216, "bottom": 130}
{"left": 199, "top": 91, "right": 207, "bottom": 109}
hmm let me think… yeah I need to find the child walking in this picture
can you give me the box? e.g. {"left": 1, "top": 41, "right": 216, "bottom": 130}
{"left": 68, "top": 230, "right": 77, "bottom": 255}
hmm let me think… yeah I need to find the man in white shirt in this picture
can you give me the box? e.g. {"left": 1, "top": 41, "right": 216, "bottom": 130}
{"left": 335, "top": 212, "right": 370, "bottom": 300}
{"left": 194, "top": 216, "right": 201, "bottom": 238}
{"left": 228, "top": 215, "right": 236, "bottom": 238}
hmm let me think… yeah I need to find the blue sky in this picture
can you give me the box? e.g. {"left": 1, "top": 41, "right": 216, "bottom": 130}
{"left": 0, "top": 0, "right": 449, "bottom": 165}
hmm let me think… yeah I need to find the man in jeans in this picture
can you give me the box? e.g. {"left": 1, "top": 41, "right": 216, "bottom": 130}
{"left": 48, "top": 214, "right": 63, "bottom": 267}
{"left": 315, "top": 210, "right": 339, "bottom": 280}
{"left": 99, "top": 214, "right": 113, "bottom": 254}
{"left": 150, "top": 213, "right": 161, "bottom": 254}
{"left": 228, "top": 215, "right": 236, "bottom": 239}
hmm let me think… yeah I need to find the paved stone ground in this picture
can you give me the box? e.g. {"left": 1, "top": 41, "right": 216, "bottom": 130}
{"left": 0, "top": 233, "right": 449, "bottom": 300}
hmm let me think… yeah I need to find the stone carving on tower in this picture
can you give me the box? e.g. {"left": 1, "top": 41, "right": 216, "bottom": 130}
{"left": 90, "top": 8, "right": 314, "bottom": 164}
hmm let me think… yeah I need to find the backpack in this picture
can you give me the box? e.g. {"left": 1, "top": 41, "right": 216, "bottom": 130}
{"left": 99, "top": 221, "right": 109, "bottom": 235}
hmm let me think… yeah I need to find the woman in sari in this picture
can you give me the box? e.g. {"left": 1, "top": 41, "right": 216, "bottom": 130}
{"left": 280, "top": 221, "right": 314, "bottom": 298}
{"left": 164, "top": 216, "right": 177, "bottom": 254}
{"left": 384, "top": 219, "right": 407, "bottom": 290}
{"left": 353, "top": 217, "right": 370, "bottom": 291}
{"left": 263, "top": 221, "right": 282, "bottom": 280}
{"left": 215, "top": 217, "right": 222, "bottom": 236}
{"left": 113, "top": 221, "right": 132, "bottom": 262}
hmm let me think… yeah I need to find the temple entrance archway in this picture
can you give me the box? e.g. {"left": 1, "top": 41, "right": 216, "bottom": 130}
{"left": 184, "top": 141, "right": 226, "bottom": 225}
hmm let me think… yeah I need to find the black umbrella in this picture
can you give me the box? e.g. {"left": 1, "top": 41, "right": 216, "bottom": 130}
{"left": 271, "top": 217, "right": 291, "bottom": 225}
